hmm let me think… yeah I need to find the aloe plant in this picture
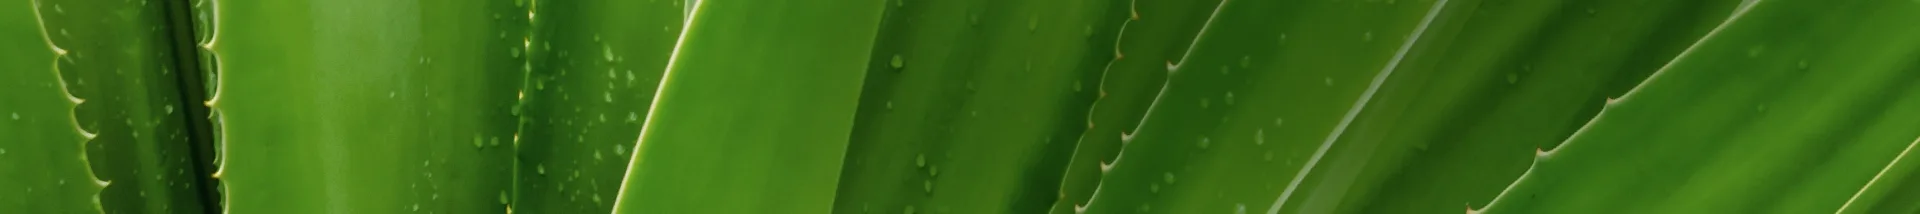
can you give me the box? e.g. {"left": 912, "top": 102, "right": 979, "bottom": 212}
{"left": 1076, "top": 0, "right": 1446, "bottom": 212}
{"left": 12, "top": 0, "right": 1920, "bottom": 213}
{"left": 513, "top": 0, "right": 681, "bottom": 213}
{"left": 36, "top": 0, "right": 218, "bottom": 212}
{"left": 607, "top": 0, "right": 886, "bottom": 213}
{"left": 831, "top": 0, "right": 1124, "bottom": 212}
{"left": 201, "top": 0, "right": 526, "bottom": 212}
{"left": 1, "top": 1, "right": 105, "bottom": 212}
{"left": 1476, "top": 0, "right": 1920, "bottom": 212}
{"left": 1045, "top": 0, "right": 1223, "bottom": 212}
{"left": 1266, "top": 0, "right": 1740, "bottom": 212}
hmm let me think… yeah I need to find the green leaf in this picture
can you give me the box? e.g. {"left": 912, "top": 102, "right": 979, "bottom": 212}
{"left": 39, "top": 0, "right": 217, "bottom": 212}
{"left": 833, "top": 0, "right": 1126, "bottom": 212}
{"left": 1267, "top": 0, "right": 1739, "bottom": 213}
{"left": 0, "top": 0, "right": 104, "bottom": 212}
{"left": 204, "top": 0, "right": 526, "bottom": 212}
{"left": 512, "top": 0, "right": 682, "bottom": 213}
{"left": 1077, "top": 0, "right": 1445, "bottom": 212}
{"left": 607, "top": 0, "right": 886, "bottom": 213}
{"left": 1046, "top": 0, "right": 1222, "bottom": 212}
{"left": 1475, "top": 0, "right": 1920, "bottom": 213}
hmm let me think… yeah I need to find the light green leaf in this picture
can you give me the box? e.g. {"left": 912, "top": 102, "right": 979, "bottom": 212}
{"left": 0, "top": 0, "right": 104, "bottom": 212}
{"left": 205, "top": 0, "right": 526, "bottom": 212}
{"left": 608, "top": 0, "right": 886, "bottom": 213}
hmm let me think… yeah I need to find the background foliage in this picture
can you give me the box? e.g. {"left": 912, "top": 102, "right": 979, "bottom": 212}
{"left": 2, "top": 0, "right": 1918, "bottom": 213}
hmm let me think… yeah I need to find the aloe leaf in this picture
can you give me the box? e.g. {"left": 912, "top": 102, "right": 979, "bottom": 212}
{"left": 512, "top": 0, "right": 681, "bottom": 212}
{"left": 204, "top": 0, "right": 526, "bottom": 212}
{"left": 1835, "top": 138, "right": 1920, "bottom": 214}
{"left": 832, "top": 0, "right": 1125, "bottom": 212}
{"left": 1074, "top": 0, "right": 1450, "bottom": 212}
{"left": 1045, "top": 0, "right": 1222, "bottom": 212}
{"left": 0, "top": 0, "right": 105, "bottom": 212}
{"left": 1474, "top": 0, "right": 1920, "bottom": 212}
{"left": 37, "top": 0, "right": 217, "bottom": 212}
{"left": 1266, "top": 0, "right": 1740, "bottom": 213}
{"left": 607, "top": 0, "right": 886, "bottom": 213}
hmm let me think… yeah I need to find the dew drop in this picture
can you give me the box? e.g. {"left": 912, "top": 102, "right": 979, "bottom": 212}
{"left": 1507, "top": 73, "right": 1518, "bottom": 84}
{"left": 915, "top": 154, "right": 926, "bottom": 167}
{"left": 1224, "top": 92, "right": 1235, "bottom": 105}
{"left": 604, "top": 45, "right": 616, "bottom": 62}
{"left": 1362, "top": 31, "right": 1373, "bottom": 42}
{"left": 491, "top": 137, "right": 500, "bottom": 147}
{"left": 1324, "top": 77, "right": 1334, "bottom": 86}
{"left": 604, "top": 92, "right": 614, "bottom": 103}
{"left": 10, "top": 112, "right": 17, "bottom": 120}
{"left": 1240, "top": 56, "right": 1252, "bottom": 68}
{"left": 614, "top": 144, "right": 627, "bottom": 155}
{"left": 1275, "top": 117, "right": 1284, "bottom": 126}
{"left": 929, "top": 166, "right": 939, "bottom": 176}
{"left": 1149, "top": 183, "right": 1159, "bottom": 193}
{"left": 890, "top": 55, "right": 904, "bottom": 69}
{"left": 1162, "top": 172, "right": 1176, "bottom": 184}
{"left": 1747, "top": 46, "right": 1765, "bottom": 58}
{"left": 1198, "top": 137, "right": 1210, "bottom": 149}
{"left": 473, "top": 136, "right": 484, "bottom": 149}
{"left": 499, "top": 191, "right": 509, "bottom": 204}
{"left": 165, "top": 105, "right": 174, "bottom": 115}
{"left": 1263, "top": 151, "right": 1274, "bottom": 161}
{"left": 885, "top": 101, "right": 894, "bottom": 109}
{"left": 1200, "top": 98, "right": 1210, "bottom": 109}
{"left": 1797, "top": 60, "right": 1809, "bottom": 70}
{"left": 1255, "top": 129, "right": 1265, "bottom": 145}
{"left": 537, "top": 164, "right": 546, "bottom": 175}
{"left": 1234, "top": 204, "right": 1247, "bottom": 214}
{"left": 1073, "top": 81, "right": 1083, "bottom": 92}
{"left": 923, "top": 180, "right": 933, "bottom": 193}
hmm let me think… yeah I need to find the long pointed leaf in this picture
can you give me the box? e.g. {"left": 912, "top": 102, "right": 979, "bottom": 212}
{"left": 608, "top": 0, "right": 886, "bottom": 212}
{"left": 512, "top": 0, "right": 681, "bottom": 212}
{"left": 1476, "top": 0, "right": 1920, "bottom": 212}
{"left": 205, "top": 0, "right": 526, "bottom": 212}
